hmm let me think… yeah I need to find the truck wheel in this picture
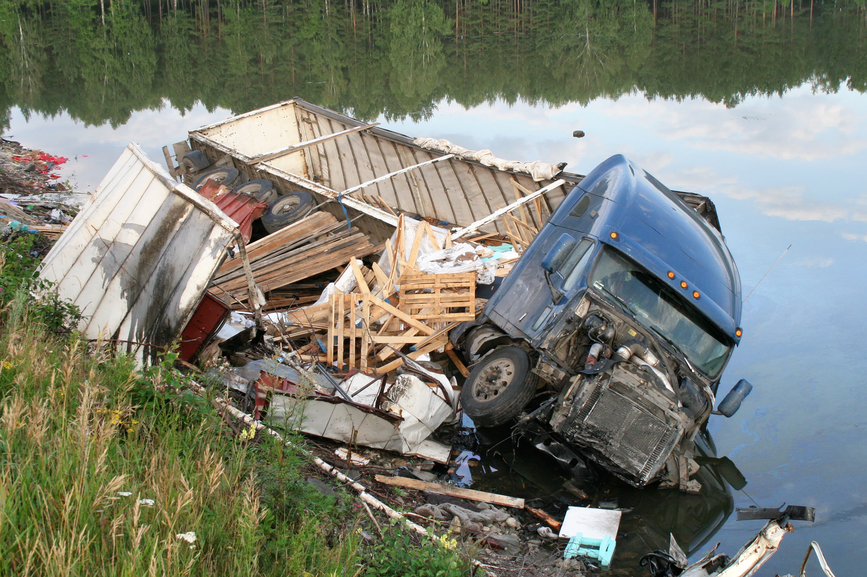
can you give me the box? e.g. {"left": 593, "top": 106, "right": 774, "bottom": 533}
{"left": 235, "top": 179, "right": 277, "bottom": 204}
{"left": 461, "top": 346, "right": 538, "bottom": 427}
{"left": 181, "top": 150, "right": 211, "bottom": 173}
{"left": 260, "top": 191, "right": 315, "bottom": 233}
{"left": 192, "top": 167, "right": 242, "bottom": 191}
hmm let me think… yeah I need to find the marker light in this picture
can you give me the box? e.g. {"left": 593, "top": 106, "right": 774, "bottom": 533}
{"left": 609, "top": 231, "right": 618, "bottom": 240}
{"left": 735, "top": 328, "right": 743, "bottom": 338}
{"left": 692, "top": 291, "right": 700, "bottom": 299}
{"left": 667, "top": 271, "right": 675, "bottom": 279}
{"left": 680, "top": 281, "right": 688, "bottom": 289}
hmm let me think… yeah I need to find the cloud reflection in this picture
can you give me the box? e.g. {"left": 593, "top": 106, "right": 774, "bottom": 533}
{"left": 595, "top": 87, "right": 867, "bottom": 162}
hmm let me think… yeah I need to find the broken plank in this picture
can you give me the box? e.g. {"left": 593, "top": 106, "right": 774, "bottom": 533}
{"left": 162, "top": 146, "right": 179, "bottom": 179}
{"left": 368, "top": 295, "right": 435, "bottom": 336}
{"left": 350, "top": 258, "right": 371, "bottom": 296}
{"left": 446, "top": 348, "right": 470, "bottom": 378}
{"left": 526, "top": 507, "right": 563, "bottom": 531}
{"left": 374, "top": 475, "right": 525, "bottom": 509}
{"left": 373, "top": 335, "right": 447, "bottom": 374}
{"left": 371, "top": 262, "right": 391, "bottom": 295}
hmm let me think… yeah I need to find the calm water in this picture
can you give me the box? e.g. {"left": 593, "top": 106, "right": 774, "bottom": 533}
{"left": 4, "top": 1, "right": 867, "bottom": 574}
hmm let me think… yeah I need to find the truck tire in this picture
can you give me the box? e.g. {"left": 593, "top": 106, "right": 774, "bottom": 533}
{"left": 192, "top": 167, "right": 242, "bottom": 191}
{"left": 461, "top": 346, "right": 538, "bottom": 427}
{"left": 181, "top": 150, "right": 211, "bottom": 173}
{"left": 260, "top": 191, "right": 315, "bottom": 233}
{"left": 235, "top": 179, "right": 277, "bottom": 204}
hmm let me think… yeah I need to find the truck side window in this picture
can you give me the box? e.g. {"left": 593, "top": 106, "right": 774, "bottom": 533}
{"left": 560, "top": 239, "right": 594, "bottom": 292}
{"left": 569, "top": 195, "right": 591, "bottom": 218}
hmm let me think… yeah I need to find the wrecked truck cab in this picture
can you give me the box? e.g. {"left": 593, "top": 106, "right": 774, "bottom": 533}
{"left": 457, "top": 154, "right": 750, "bottom": 489}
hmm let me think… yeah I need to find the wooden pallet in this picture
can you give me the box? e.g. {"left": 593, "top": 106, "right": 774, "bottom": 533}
{"left": 399, "top": 272, "right": 476, "bottom": 324}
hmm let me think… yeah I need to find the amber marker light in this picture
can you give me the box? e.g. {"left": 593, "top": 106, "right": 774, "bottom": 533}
{"left": 692, "top": 291, "right": 700, "bottom": 299}
{"left": 680, "top": 281, "right": 688, "bottom": 289}
{"left": 609, "top": 231, "right": 619, "bottom": 240}
{"left": 667, "top": 271, "right": 675, "bottom": 279}
{"left": 735, "top": 328, "right": 743, "bottom": 338}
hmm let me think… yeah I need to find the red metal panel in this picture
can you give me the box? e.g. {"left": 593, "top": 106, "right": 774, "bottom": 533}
{"left": 179, "top": 291, "right": 231, "bottom": 362}
{"left": 198, "top": 181, "right": 268, "bottom": 242}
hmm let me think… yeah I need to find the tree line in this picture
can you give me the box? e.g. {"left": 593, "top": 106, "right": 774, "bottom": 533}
{"left": 0, "top": 0, "right": 865, "bottom": 129}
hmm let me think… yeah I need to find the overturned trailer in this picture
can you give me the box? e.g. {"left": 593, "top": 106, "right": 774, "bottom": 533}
{"left": 180, "top": 97, "right": 579, "bottom": 242}
{"left": 38, "top": 143, "right": 262, "bottom": 366}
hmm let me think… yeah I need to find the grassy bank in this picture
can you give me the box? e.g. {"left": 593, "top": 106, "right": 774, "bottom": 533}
{"left": 0, "top": 234, "right": 480, "bottom": 576}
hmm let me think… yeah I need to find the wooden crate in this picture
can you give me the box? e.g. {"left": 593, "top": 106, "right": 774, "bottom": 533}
{"left": 399, "top": 273, "right": 476, "bottom": 324}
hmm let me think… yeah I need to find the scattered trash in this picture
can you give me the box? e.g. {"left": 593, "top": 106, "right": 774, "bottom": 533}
{"left": 641, "top": 505, "right": 823, "bottom": 577}
{"left": 335, "top": 447, "right": 370, "bottom": 466}
{"left": 559, "top": 506, "right": 621, "bottom": 568}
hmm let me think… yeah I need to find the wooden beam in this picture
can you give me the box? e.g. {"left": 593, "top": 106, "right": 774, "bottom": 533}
{"left": 338, "top": 154, "right": 455, "bottom": 199}
{"left": 162, "top": 145, "right": 178, "bottom": 179}
{"left": 446, "top": 347, "right": 470, "bottom": 378}
{"left": 251, "top": 123, "right": 379, "bottom": 165}
{"left": 374, "top": 475, "right": 525, "bottom": 509}
{"left": 368, "top": 295, "right": 435, "bottom": 336}
{"left": 452, "top": 179, "right": 566, "bottom": 240}
{"left": 373, "top": 336, "right": 447, "bottom": 374}
{"left": 350, "top": 258, "right": 371, "bottom": 296}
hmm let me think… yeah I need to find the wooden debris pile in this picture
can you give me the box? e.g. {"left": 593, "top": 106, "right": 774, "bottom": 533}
{"left": 268, "top": 215, "right": 484, "bottom": 378}
{"left": 209, "top": 211, "right": 378, "bottom": 307}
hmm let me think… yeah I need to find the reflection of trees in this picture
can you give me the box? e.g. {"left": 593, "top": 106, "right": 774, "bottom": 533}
{"left": 7, "top": 15, "right": 46, "bottom": 108}
{"left": 385, "top": 0, "right": 450, "bottom": 118}
{"left": 0, "top": 0, "right": 866, "bottom": 130}
{"left": 537, "top": 0, "right": 652, "bottom": 103}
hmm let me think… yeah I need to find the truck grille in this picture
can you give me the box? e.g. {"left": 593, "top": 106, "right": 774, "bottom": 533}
{"left": 552, "top": 372, "right": 682, "bottom": 487}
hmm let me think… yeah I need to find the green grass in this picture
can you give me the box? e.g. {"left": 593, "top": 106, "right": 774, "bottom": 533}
{"left": 0, "top": 233, "right": 483, "bottom": 577}
{"left": 0, "top": 319, "right": 363, "bottom": 576}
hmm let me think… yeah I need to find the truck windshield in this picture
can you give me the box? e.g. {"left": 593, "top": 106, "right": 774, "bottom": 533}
{"left": 588, "top": 247, "right": 733, "bottom": 378}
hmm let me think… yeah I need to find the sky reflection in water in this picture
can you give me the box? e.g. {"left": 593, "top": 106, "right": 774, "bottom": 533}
{"left": 8, "top": 82, "right": 867, "bottom": 575}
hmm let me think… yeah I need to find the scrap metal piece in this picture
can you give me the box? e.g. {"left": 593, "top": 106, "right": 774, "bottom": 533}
{"left": 798, "top": 541, "right": 837, "bottom": 577}
{"left": 518, "top": 421, "right": 593, "bottom": 481}
{"left": 737, "top": 505, "right": 816, "bottom": 522}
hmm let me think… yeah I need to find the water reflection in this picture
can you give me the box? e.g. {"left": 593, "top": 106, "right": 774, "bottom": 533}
{"left": 1, "top": 1, "right": 865, "bottom": 130}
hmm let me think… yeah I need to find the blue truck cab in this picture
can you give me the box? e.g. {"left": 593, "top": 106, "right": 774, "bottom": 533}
{"left": 455, "top": 155, "right": 751, "bottom": 490}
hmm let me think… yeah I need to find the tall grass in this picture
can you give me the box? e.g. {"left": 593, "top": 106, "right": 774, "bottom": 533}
{"left": 0, "top": 233, "right": 482, "bottom": 577}
{"left": 0, "top": 304, "right": 361, "bottom": 576}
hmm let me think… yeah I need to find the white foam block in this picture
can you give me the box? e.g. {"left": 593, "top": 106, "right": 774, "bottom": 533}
{"left": 558, "top": 507, "right": 622, "bottom": 540}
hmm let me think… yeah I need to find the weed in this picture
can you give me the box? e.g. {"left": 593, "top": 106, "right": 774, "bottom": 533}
{"left": 364, "top": 523, "right": 483, "bottom": 577}
{"left": 0, "top": 234, "right": 81, "bottom": 333}
{"left": 0, "top": 312, "right": 364, "bottom": 576}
